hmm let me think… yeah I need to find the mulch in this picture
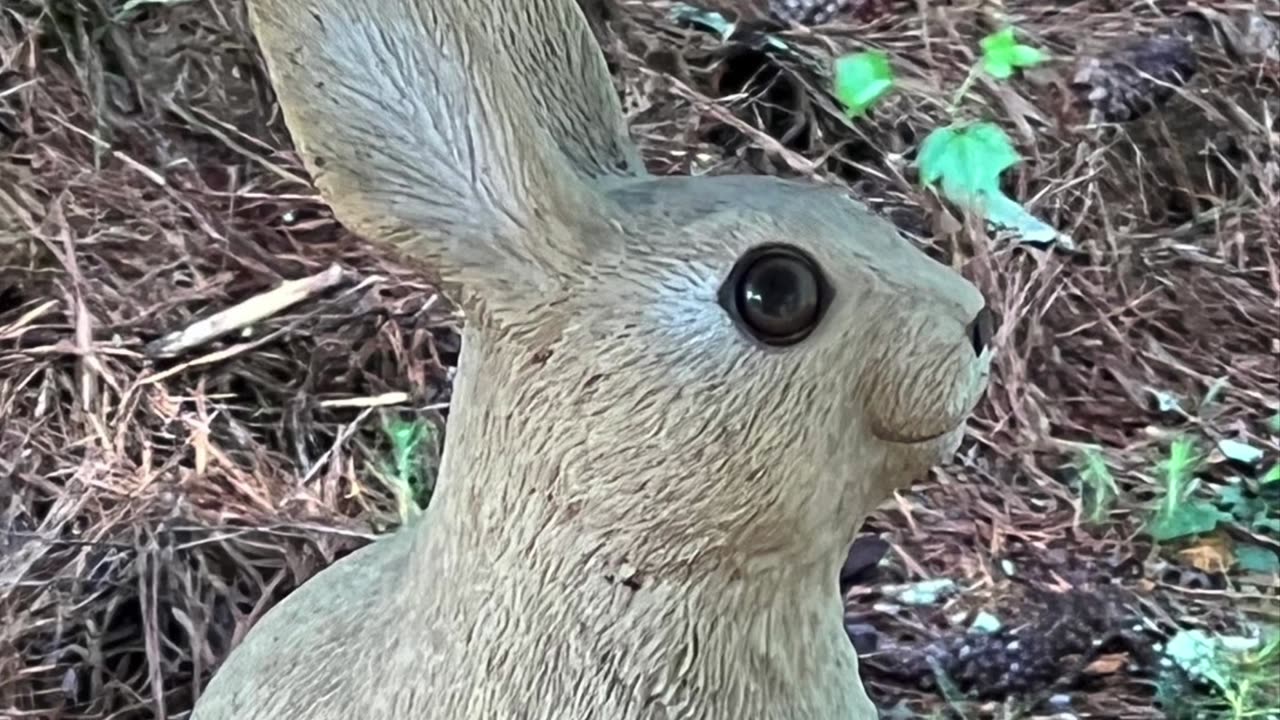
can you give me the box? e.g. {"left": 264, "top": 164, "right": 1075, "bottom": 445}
{"left": 1, "top": 0, "right": 1277, "bottom": 718}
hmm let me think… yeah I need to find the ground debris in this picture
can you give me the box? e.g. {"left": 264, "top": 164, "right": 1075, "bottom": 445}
{"left": 866, "top": 587, "right": 1154, "bottom": 700}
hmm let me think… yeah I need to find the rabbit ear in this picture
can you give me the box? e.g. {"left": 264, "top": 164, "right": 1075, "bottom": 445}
{"left": 519, "top": 0, "right": 647, "bottom": 178}
{"left": 247, "top": 0, "right": 639, "bottom": 297}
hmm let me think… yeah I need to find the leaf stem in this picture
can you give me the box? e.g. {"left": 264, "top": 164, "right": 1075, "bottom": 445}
{"left": 948, "top": 64, "right": 981, "bottom": 114}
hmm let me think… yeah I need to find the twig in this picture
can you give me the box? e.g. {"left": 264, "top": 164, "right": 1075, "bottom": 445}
{"left": 300, "top": 407, "right": 376, "bottom": 485}
{"left": 45, "top": 115, "right": 167, "bottom": 187}
{"left": 0, "top": 300, "right": 59, "bottom": 341}
{"left": 164, "top": 101, "right": 311, "bottom": 187}
{"left": 144, "top": 264, "right": 348, "bottom": 358}
{"left": 318, "top": 393, "right": 412, "bottom": 409}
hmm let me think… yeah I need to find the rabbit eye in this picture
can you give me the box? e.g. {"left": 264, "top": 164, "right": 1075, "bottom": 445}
{"left": 718, "top": 244, "right": 832, "bottom": 346}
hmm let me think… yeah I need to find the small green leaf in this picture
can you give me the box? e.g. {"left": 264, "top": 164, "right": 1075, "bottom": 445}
{"left": 1010, "top": 44, "right": 1046, "bottom": 67}
{"left": 378, "top": 415, "right": 438, "bottom": 518}
{"left": 1262, "top": 463, "right": 1280, "bottom": 485}
{"left": 1148, "top": 387, "right": 1183, "bottom": 413}
{"left": 1217, "top": 438, "right": 1264, "bottom": 466}
{"left": 918, "top": 122, "right": 1020, "bottom": 197}
{"left": 969, "top": 611, "right": 1003, "bottom": 634}
{"left": 979, "top": 27, "right": 1047, "bottom": 80}
{"left": 917, "top": 127, "right": 958, "bottom": 185}
{"left": 1236, "top": 545, "right": 1280, "bottom": 574}
{"left": 1161, "top": 437, "right": 1202, "bottom": 502}
{"left": 1255, "top": 517, "right": 1280, "bottom": 535}
{"left": 1218, "top": 481, "right": 1280, "bottom": 534}
{"left": 980, "top": 28, "right": 1016, "bottom": 52}
{"left": 982, "top": 191, "right": 1069, "bottom": 247}
{"left": 386, "top": 418, "right": 426, "bottom": 483}
{"left": 887, "top": 578, "right": 958, "bottom": 606}
{"left": 1150, "top": 500, "right": 1224, "bottom": 541}
{"left": 1164, "top": 629, "right": 1242, "bottom": 692}
{"left": 984, "top": 57, "right": 1014, "bottom": 79}
{"left": 1269, "top": 412, "right": 1280, "bottom": 433}
{"left": 833, "top": 51, "right": 895, "bottom": 117}
{"left": 669, "top": 3, "right": 737, "bottom": 40}
{"left": 1216, "top": 483, "right": 1258, "bottom": 521}
{"left": 917, "top": 122, "right": 1069, "bottom": 247}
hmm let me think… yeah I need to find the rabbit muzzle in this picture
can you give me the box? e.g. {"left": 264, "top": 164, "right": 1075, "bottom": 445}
{"left": 865, "top": 307, "right": 994, "bottom": 448}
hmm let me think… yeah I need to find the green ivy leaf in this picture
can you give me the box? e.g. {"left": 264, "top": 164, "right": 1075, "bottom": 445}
{"left": 1163, "top": 629, "right": 1247, "bottom": 693}
{"left": 833, "top": 51, "right": 895, "bottom": 118}
{"left": 1150, "top": 500, "right": 1225, "bottom": 541}
{"left": 918, "top": 122, "right": 1020, "bottom": 196}
{"left": 1237, "top": 545, "right": 1280, "bottom": 574}
{"left": 916, "top": 121, "right": 1067, "bottom": 246}
{"left": 979, "top": 27, "right": 1046, "bottom": 79}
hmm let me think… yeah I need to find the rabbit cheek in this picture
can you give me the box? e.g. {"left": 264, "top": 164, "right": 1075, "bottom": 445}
{"left": 866, "top": 349, "right": 974, "bottom": 446}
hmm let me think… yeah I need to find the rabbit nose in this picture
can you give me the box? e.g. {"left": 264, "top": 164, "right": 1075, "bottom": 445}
{"left": 966, "top": 305, "right": 996, "bottom": 356}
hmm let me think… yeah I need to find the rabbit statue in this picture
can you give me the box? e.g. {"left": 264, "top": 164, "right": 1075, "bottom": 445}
{"left": 190, "top": 0, "right": 996, "bottom": 718}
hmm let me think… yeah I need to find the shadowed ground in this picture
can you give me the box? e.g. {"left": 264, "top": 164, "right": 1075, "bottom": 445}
{"left": 1, "top": 1, "right": 1276, "bottom": 718}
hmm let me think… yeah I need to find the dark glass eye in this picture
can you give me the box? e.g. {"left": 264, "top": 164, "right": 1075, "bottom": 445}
{"left": 717, "top": 244, "right": 832, "bottom": 346}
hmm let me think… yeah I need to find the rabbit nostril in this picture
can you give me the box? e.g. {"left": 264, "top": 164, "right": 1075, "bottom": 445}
{"left": 967, "top": 306, "right": 996, "bottom": 356}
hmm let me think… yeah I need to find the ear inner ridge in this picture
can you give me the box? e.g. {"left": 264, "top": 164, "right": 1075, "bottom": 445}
{"left": 247, "top": 0, "right": 621, "bottom": 301}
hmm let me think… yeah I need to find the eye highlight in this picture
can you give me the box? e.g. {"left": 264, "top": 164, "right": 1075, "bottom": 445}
{"left": 717, "top": 244, "right": 833, "bottom": 346}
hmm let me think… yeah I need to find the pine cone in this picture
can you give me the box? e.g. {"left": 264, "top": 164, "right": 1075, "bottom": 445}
{"left": 866, "top": 588, "right": 1146, "bottom": 699}
{"left": 1071, "top": 34, "right": 1198, "bottom": 123}
{"left": 770, "top": 0, "right": 851, "bottom": 25}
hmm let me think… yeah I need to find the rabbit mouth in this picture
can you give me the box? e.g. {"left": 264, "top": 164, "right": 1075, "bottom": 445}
{"left": 873, "top": 426, "right": 954, "bottom": 445}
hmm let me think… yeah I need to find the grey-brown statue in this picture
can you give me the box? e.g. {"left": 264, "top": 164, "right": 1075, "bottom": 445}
{"left": 190, "top": 0, "right": 996, "bottom": 717}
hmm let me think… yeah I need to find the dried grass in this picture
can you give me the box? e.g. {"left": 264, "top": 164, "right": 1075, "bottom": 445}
{"left": 1, "top": 0, "right": 1277, "bottom": 718}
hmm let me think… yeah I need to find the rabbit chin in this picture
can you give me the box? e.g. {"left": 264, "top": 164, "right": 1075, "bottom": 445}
{"left": 933, "top": 423, "right": 968, "bottom": 461}
{"left": 880, "top": 409, "right": 967, "bottom": 453}
{"left": 867, "top": 423, "right": 969, "bottom": 500}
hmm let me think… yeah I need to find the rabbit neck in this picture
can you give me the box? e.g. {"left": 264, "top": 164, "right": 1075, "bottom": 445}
{"left": 397, "top": 324, "right": 879, "bottom": 719}
{"left": 404, "top": 515, "right": 874, "bottom": 719}
{"left": 406, "top": 533, "right": 875, "bottom": 719}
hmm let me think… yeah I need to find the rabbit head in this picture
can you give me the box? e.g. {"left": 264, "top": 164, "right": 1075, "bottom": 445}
{"left": 248, "top": 0, "right": 993, "bottom": 576}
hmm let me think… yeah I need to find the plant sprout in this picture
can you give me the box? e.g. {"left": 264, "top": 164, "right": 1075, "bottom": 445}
{"left": 979, "top": 27, "right": 1047, "bottom": 79}
{"left": 832, "top": 50, "right": 895, "bottom": 118}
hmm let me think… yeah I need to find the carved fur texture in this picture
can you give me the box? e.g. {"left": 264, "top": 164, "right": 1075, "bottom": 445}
{"left": 190, "top": 0, "right": 995, "bottom": 718}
